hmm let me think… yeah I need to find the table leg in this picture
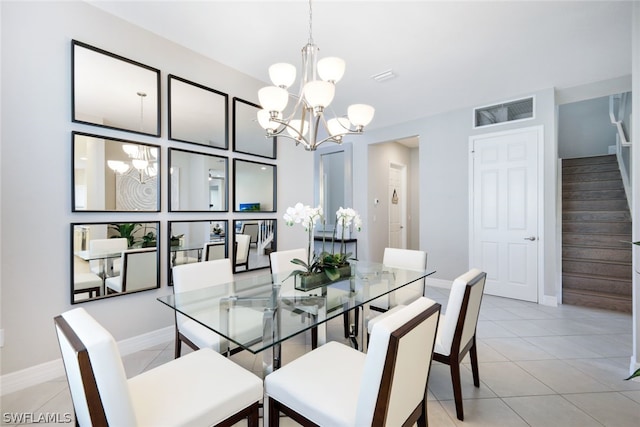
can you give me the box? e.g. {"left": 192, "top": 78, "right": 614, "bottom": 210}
{"left": 262, "top": 308, "right": 281, "bottom": 376}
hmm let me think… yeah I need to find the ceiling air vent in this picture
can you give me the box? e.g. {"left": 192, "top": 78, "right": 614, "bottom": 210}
{"left": 473, "top": 96, "right": 534, "bottom": 128}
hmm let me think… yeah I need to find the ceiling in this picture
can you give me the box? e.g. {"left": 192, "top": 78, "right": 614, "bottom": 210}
{"left": 89, "top": 0, "right": 633, "bottom": 131}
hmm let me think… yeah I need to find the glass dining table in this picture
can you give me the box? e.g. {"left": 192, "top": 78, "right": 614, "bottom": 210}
{"left": 157, "top": 261, "right": 436, "bottom": 375}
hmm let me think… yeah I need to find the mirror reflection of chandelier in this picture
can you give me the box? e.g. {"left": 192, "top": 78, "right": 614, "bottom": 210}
{"left": 256, "top": 0, "right": 375, "bottom": 151}
{"left": 107, "top": 92, "right": 158, "bottom": 183}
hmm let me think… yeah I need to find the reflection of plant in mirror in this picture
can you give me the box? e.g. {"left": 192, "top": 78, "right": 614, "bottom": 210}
{"left": 109, "top": 223, "right": 141, "bottom": 247}
{"left": 141, "top": 232, "right": 157, "bottom": 248}
{"left": 170, "top": 234, "right": 184, "bottom": 247}
{"left": 212, "top": 223, "right": 223, "bottom": 235}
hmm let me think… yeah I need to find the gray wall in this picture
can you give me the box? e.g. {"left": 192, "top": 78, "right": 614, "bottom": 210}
{"left": 354, "top": 89, "right": 558, "bottom": 300}
{"left": 558, "top": 96, "right": 617, "bottom": 158}
{"left": 0, "top": 1, "right": 312, "bottom": 375}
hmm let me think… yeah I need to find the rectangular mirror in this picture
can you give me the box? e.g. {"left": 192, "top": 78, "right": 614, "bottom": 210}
{"left": 233, "top": 219, "right": 277, "bottom": 273}
{"left": 314, "top": 143, "right": 353, "bottom": 235}
{"left": 233, "top": 97, "right": 276, "bottom": 159}
{"left": 71, "top": 221, "right": 160, "bottom": 303}
{"left": 169, "top": 148, "right": 228, "bottom": 212}
{"left": 168, "top": 220, "right": 229, "bottom": 285}
{"left": 168, "top": 75, "right": 228, "bottom": 149}
{"left": 72, "top": 40, "right": 160, "bottom": 136}
{"left": 73, "top": 132, "right": 160, "bottom": 212}
{"left": 233, "top": 159, "right": 276, "bottom": 212}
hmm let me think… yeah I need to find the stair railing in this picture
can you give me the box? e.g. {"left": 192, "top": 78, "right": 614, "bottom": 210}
{"left": 610, "top": 92, "right": 632, "bottom": 211}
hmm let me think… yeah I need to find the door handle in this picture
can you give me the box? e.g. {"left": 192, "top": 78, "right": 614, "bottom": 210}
{"left": 524, "top": 236, "right": 536, "bottom": 241}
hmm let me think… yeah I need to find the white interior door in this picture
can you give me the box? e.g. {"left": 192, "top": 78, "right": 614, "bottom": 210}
{"left": 389, "top": 163, "right": 406, "bottom": 249}
{"left": 470, "top": 127, "right": 541, "bottom": 302}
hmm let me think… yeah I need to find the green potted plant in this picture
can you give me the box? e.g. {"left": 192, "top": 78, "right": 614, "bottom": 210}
{"left": 109, "top": 223, "right": 141, "bottom": 248}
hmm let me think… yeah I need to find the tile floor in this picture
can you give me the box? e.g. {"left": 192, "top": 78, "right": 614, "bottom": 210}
{"left": 2, "top": 285, "right": 640, "bottom": 426}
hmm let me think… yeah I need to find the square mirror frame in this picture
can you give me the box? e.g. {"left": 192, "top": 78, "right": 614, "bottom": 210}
{"left": 233, "top": 158, "right": 277, "bottom": 213}
{"left": 233, "top": 219, "right": 277, "bottom": 273}
{"left": 71, "top": 221, "right": 160, "bottom": 304}
{"left": 72, "top": 40, "right": 161, "bottom": 137}
{"left": 72, "top": 131, "right": 161, "bottom": 212}
{"left": 168, "top": 74, "right": 229, "bottom": 150}
{"left": 232, "top": 97, "right": 276, "bottom": 159}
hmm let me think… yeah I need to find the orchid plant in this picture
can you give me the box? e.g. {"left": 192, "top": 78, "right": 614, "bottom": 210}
{"left": 284, "top": 202, "right": 362, "bottom": 281}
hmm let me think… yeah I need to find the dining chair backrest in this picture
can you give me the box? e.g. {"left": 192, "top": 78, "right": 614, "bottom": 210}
{"left": 202, "top": 241, "right": 225, "bottom": 261}
{"left": 235, "top": 234, "right": 251, "bottom": 267}
{"left": 173, "top": 258, "right": 233, "bottom": 293}
{"left": 378, "top": 247, "right": 428, "bottom": 308}
{"left": 436, "top": 268, "right": 486, "bottom": 356}
{"left": 121, "top": 248, "right": 157, "bottom": 292}
{"left": 269, "top": 248, "right": 308, "bottom": 275}
{"left": 241, "top": 222, "right": 259, "bottom": 245}
{"left": 54, "top": 307, "right": 136, "bottom": 426}
{"left": 355, "top": 297, "right": 440, "bottom": 426}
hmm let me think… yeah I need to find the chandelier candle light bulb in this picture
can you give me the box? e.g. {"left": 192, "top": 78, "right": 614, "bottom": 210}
{"left": 256, "top": 0, "right": 374, "bottom": 151}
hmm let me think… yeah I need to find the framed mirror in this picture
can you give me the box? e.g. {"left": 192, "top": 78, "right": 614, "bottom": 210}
{"left": 233, "top": 159, "right": 276, "bottom": 212}
{"left": 233, "top": 219, "right": 277, "bottom": 273}
{"left": 71, "top": 221, "right": 160, "bottom": 303}
{"left": 169, "top": 148, "right": 228, "bottom": 212}
{"left": 72, "top": 40, "right": 160, "bottom": 136}
{"left": 168, "top": 220, "right": 228, "bottom": 285}
{"left": 233, "top": 97, "right": 276, "bottom": 159}
{"left": 73, "top": 132, "right": 160, "bottom": 212}
{"left": 314, "top": 143, "right": 353, "bottom": 235}
{"left": 168, "top": 75, "right": 228, "bottom": 149}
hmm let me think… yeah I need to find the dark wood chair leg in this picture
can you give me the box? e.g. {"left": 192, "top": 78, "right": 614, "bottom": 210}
{"left": 450, "top": 360, "right": 465, "bottom": 421}
{"left": 174, "top": 331, "right": 181, "bottom": 359}
{"left": 248, "top": 402, "right": 259, "bottom": 427}
{"left": 311, "top": 326, "right": 318, "bottom": 349}
{"left": 469, "top": 337, "right": 480, "bottom": 387}
{"left": 268, "top": 397, "right": 280, "bottom": 427}
{"left": 417, "top": 401, "right": 427, "bottom": 427}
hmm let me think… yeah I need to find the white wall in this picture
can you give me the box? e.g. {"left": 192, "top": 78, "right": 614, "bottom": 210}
{"left": 558, "top": 96, "right": 617, "bottom": 158}
{"left": 354, "top": 88, "right": 558, "bottom": 299}
{"left": 0, "top": 1, "right": 312, "bottom": 375}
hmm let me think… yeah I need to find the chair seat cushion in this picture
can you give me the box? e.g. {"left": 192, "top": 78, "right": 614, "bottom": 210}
{"left": 74, "top": 273, "right": 102, "bottom": 291}
{"left": 128, "top": 348, "right": 262, "bottom": 427}
{"left": 265, "top": 341, "right": 366, "bottom": 427}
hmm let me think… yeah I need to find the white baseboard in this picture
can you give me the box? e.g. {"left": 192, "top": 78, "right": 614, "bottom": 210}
{"left": 542, "top": 295, "right": 558, "bottom": 307}
{"left": 0, "top": 326, "right": 173, "bottom": 396}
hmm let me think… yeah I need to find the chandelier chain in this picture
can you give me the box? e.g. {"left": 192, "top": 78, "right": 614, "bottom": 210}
{"left": 308, "top": 0, "right": 313, "bottom": 44}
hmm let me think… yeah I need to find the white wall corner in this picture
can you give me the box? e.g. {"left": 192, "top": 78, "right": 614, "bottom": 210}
{"left": 0, "top": 326, "right": 174, "bottom": 396}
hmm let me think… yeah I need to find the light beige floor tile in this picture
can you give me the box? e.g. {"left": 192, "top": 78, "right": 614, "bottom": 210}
{"left": 460, "top": 340, "right": 509, "bottom": 364}
{"left": 426, "top": 399, "right": 457, "bottom": 426}
{"left": 517, "top": 359, "right": 613, "bottom": 394}
{"left": 440, "top": 397, "right": 529, "bottom": 426}
{"left": 570, "top": 357, "right": 640, "bottom": 392}
{"left": 522, "top": 336, "right": 603, "bottom": 359}
{"left": 482, "top": 337, "right": 556, "bottom": 361}
{"left": 476, "top": 320, "right": 517, "bottom": 338}
{"left": 478, "top": 361, "right": 554, "bottom": 397}
{"left": 1, "top": 381, "right": 68, "bottom": 417}
{"left": 621, "top": 389, "right": 640, "bottom": 404}
{"left": 563, "top": 391, "right": 640, "bottom": 427}
{"left": 502, "top": 395, "right": 602, "bottom": 427}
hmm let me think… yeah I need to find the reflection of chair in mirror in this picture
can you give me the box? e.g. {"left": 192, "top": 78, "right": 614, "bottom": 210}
{"left": 265, "top": 297, "right": 441, "bottom": 427}
{"left": 73, "top": 273, "right": 103, "bottom": 299}
{"left": 203, "top": 241, "right": 225, "bottom": 261}
{"left": 241, "top": 222, "right": 259, "bottom": 247}
{"left": 89, "top": 238, "right": 127, "bottom": 278}
{"left": 235, "top": 234, "right": 251, "bottom": 270}
{"left": 104, "top": 248, "right": 157, "bottom": 294}
{"left": 54, "top": 307, "right": 262, "bottom": 427}
{"left": 172, "top": 259, "right": 263, "bottom": 358}
{"left": 433, "top": 268, "right": 487, "bottom": 421}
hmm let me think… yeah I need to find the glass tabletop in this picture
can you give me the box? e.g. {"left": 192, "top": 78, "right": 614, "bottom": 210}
{"left": 157, "top": 261, "right": 435, "bottom": 354}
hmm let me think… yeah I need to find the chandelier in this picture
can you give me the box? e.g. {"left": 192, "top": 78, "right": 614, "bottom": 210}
{"left": 107, "top": 92, "right": 158, "bottom": 183}
{"left": 256, "top": 0, "right": 375, "bottom": 151}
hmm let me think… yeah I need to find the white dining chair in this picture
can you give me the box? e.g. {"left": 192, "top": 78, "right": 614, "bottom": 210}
{"left": 235, "top": 234, "right": 251, "bottom": 270}
{"left": 433, "top": 268, "right": 487, "bottom": 421}
{"left": 372, "top": 247, "right": 428, "bottom": 311}
{"left": 104, "top": 248, "right": 157, "bottom": 294}
{"left": 265, "top": 297, "right": 441, "bottom": 427}
{"left": 89, "top": 237, "right": 127, "bottom": 278}
{"left": 172, "top": 258, "right": 263, "bottom": 358}
{"left": 203, "top": 241, "right": 225, "bottom": 261}
{"left": 54, "top": 307, "right": 262, "bottom": 427}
